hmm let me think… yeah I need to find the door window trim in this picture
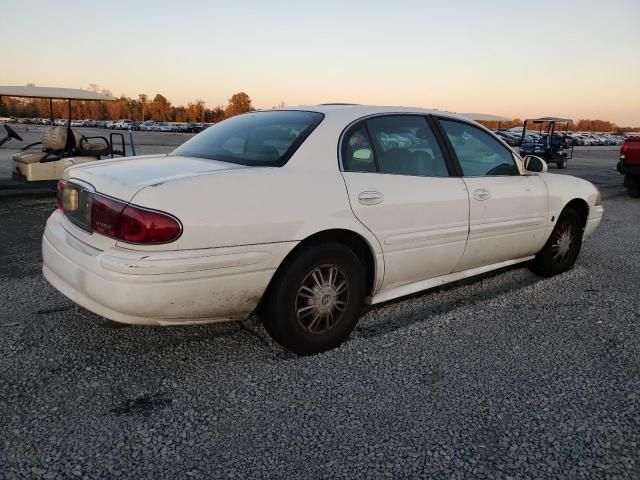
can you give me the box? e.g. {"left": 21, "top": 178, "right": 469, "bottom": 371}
{"left": 431, "top": 116, "right": 523, "bottom": 177}
{"left": 338, "top": 113, "right": 457, "bottom": 177}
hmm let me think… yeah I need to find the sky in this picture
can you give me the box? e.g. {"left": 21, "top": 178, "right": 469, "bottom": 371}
{"left": 2, "top": 0, "right": 639, "bottom": 125}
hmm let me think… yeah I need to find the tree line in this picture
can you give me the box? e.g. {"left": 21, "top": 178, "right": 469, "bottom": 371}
{"left": 0, "top": 85, "right": 255, "bottom": 124}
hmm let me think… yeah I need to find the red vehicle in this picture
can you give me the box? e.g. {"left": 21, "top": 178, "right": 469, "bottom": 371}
{"left": 618, "top": 137, "right": 640, "bottom": 197}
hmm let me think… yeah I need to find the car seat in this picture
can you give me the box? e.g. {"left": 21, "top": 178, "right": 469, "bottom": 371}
{"left": 12, "top": 126, "right": 67, "bottom": 164}
{"left": 381, "top": 148, "right": 439, "bottom": 176}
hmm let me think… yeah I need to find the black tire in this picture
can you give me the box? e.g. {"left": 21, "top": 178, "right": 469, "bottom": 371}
{"left": 530, "top": 209, "right": 583, "bottom": 277}
{"left": 263, "top": 243, "right": 366, "bottom": 355}
{"left": 625, "top": 175, "right": 640, "bottom": 198}
{"left": 557, "top": 158, "right": 568, "bottom": 169}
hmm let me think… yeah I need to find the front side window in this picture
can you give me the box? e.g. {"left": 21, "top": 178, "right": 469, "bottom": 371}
{"left": 173, "top": 110, "right": 323, "bottom": 166}
{"left": 438, "top": 119, "right": 519, "bottom": 176}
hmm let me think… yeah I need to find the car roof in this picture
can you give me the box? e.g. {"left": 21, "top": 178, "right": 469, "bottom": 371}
{"left": 271, "top": 104, "right": 480, "bottom": 124}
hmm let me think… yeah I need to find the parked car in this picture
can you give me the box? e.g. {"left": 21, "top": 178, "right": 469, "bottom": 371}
{"left": 154, "top": 122, "right": 172, "bottom": 132}
{"left": 44, "top": 106, "right": 603, "bottom": 355}
{"left": 495, "top": 130, "right": 519, "bottom": 146}
{"left": 105, "top": 120, "right": 114, "bottom": 129}
{"left": 618, "top": 136, "right": 640, "bottom": 197}
{"left": 140, "top": 120, "right": 155, "bottom": 131}
{"left": 114, "top": 119, "right": 133, "bottom": 130}
{"left": 186, "top": 123, "right": 205, "bottom": 133}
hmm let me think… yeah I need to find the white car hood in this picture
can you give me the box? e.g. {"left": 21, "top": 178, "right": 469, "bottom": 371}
{"left": 64, "top": 154, "right": 247, "bottom": 201}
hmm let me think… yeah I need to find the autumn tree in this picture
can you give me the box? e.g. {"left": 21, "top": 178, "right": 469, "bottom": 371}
{"left": 225, "top": 92, "right": 253, "bottom": 118}
{"left": 149, "top": 94, "right": 172, "bottom": 121}
{"left": 575, "top": 119, "right": 618, "bottom": 132}
{"left": 205, "top": 105, "right": 226, "bottom": 123}
{"left": 187, "top": 99, "right": 206, "bottom": 122}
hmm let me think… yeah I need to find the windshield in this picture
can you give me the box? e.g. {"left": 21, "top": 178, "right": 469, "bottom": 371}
{"left": 173, "top": 110, "right": 324, "bottom": 166}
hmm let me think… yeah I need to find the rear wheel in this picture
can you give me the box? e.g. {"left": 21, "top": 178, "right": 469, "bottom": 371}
{"left": 263, "top": 243, "right": 366, "bottom": 355}
{"left": 531, "top": 209, "right": 583, "bottom": 277}
{"left": 557, "top": 158, "right": 568, "bottom": 169}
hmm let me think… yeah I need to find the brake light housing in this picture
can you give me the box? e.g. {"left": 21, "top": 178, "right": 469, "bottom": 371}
{"left": 90, "top": 196, "right": 181, "bottom": 244}
{"left": 58, "top": 182, "right": 182, "bottom": 245}
{"left": 116, "top": 204, "right": 182, "bottom": 244}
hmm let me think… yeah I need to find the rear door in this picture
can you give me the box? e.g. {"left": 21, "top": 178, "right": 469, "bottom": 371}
{"left": 435, "top": 117, "right": 549, "bottom": 271}
{"left": 340, "top": 114, "right": 469, "bottom": 291}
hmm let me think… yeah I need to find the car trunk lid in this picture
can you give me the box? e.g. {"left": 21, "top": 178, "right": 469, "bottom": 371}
{"left": 64, "top": 154, "right": 248, "bottom": 202}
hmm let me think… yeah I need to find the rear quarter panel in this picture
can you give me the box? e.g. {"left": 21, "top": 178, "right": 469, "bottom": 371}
{"left": 128, "top": 166, "right": 382, "bottom": 255}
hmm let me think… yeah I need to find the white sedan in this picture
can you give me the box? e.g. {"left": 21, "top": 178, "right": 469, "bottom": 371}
{"left": 43, "top": 105, "right": 603, "bottom": 354}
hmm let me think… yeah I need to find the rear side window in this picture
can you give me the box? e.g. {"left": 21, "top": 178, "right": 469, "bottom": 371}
{"left": 342, "top": 115, "right": 449, "bottom": 177}
{"left": 342, "top": 126, "right": 377, "bottom": 172}
{"left": 367, "top": 116, "right": 449, "bottom": 177}
{"left": 438, "top": 119, "right": 519, "bottom": 176}
{"left": 173, "top": 110, "right": 323, "bottom": 166}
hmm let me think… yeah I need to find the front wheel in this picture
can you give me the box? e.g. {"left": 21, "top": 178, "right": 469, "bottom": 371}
{"left": 530, "top": 209, "right": 583, "bottom": 277}
{"left": 263, "top": 243, "right": 366, "bottom": 355}
{"left": 557, "top": 158, "right": 568, "bottom": 169}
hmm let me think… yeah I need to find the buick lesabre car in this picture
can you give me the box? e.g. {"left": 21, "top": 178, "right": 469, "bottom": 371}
{"left": 43, "top": 105, "right": 603, "bottom": 354}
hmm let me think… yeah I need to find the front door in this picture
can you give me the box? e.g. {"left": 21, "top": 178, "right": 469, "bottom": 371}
{"left": 340, "top": 115, "right": 470, "bottom": 291}
{"left": 435, "top": 118, "right": 549, "bottom": 271}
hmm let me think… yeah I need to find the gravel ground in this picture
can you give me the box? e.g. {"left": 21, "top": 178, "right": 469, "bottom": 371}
{"left": 0, "top": 149, "right": 639, "bottom": 479}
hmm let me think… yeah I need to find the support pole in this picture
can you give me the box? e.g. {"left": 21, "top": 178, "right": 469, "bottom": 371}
{"left": 128, "top": 128, "right": 137, "bottom": 156}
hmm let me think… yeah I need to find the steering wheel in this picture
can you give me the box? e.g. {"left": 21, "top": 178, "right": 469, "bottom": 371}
{"left": 4, "top": 124, "right": 23, "bottom": 142}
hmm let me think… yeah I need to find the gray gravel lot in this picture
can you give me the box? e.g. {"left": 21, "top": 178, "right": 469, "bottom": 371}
{"left": 0, "top": 142, "right": 638, "bottom": 479}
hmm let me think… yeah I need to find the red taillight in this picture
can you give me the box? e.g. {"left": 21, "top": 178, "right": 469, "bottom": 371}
{"left": 116, "top": 205, "right": 182, "bottom": 244}
{"left": 56, "top": 180, "right": 66, "bottom": 210}
{"left": 89, "top": 195, "right": 180, "bottom": 244}
{"left": 91, "top": 195, "right": 127, "bottom": 237}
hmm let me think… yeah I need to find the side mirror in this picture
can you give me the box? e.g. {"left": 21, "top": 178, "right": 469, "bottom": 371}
{"left": 523, "top": 155, "right": 547, "bottom": 173}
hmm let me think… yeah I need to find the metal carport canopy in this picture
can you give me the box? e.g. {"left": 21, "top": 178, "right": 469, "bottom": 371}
{"left": 0, "top": 86, "right": 115, "bottom": 101}
{"left": 527, "top": 116, "right": 573, "bottom": 123}
{"left": 458, "top": 113, "right": 512, "bottom": 122}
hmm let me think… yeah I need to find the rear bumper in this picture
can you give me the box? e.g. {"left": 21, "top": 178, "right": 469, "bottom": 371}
{"left": 42, "top": 211, "right": 296, "bottom": 325}
{"left": 584, "top": 205, "right": 604, "bottom": 239}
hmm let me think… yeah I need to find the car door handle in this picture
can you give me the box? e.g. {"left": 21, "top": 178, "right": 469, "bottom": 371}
{"left": 473, "top": 189, "right": 491, "bottom": 201}
{"left": 358, "top": 191, "right": 384, "bottom": 205}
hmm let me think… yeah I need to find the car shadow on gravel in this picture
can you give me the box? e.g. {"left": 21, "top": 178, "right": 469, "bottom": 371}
{"left": 354, "top": 264, "right": 544, "bottom": 340}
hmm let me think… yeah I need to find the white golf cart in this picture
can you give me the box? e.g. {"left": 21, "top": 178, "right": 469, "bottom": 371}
{"left": 0, "top": 86, "right": 127, "bottom": 191}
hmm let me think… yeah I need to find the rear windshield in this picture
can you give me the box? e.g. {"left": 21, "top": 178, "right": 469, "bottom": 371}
{"left": 173, "top": 110, "right": 324, "bottom": 166}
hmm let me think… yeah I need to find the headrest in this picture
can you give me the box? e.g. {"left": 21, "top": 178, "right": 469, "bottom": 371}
{"left": 42, "top": 126, "right": 67, "bottom": 150}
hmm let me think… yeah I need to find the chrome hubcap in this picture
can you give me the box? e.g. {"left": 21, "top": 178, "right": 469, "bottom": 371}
{"left": 295, "top": 265, "right": 349, "bottom": 334}
{"left": 552, "top": 223, "right": 573, "bottom": 262}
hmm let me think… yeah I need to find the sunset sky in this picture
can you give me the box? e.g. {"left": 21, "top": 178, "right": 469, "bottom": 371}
{"left": 3, "top": 0, "right": 639, "bottom": 125}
